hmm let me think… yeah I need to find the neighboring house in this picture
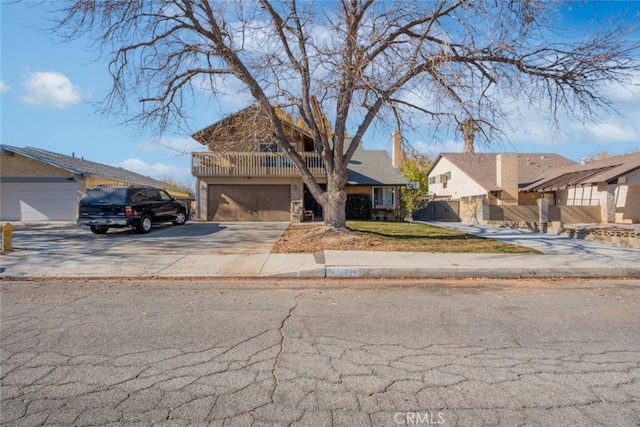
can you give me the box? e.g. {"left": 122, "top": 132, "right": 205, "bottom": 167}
{"left": 427, "top": 152, "right": 577, "bottom": 204}
{"left": 0, "top": 145, "right": 193, "bottom": 221}
{"left": 345, "top": 142, "right": 408, "bottom": 215}
{"left": 191, "top": 106, "right": 408, "bottom": 221}
{"left": 522, "top": 152, "right": 640, "bottom": 223}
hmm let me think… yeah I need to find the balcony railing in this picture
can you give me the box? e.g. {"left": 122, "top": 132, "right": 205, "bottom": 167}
{"left": 192, "top": 152, "right": 325, "bottom": 177}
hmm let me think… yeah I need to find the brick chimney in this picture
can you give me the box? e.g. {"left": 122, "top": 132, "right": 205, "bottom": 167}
{"left": 496, "top": 154, "right": 518, "bottom": 204}
{"left": 392, "top": 130, "right": 404, "bottom": 168}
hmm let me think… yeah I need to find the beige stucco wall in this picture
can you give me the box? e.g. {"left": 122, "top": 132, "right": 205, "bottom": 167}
{"left": 1, "top": 153, "right": 72, "bottom": 178}
{"left": 428, "top": 158, "right": 486, "bottom": 199}
{"left": 614, "top": 169, "right": 640, "bottom": 223}
{"left": 345, "top": 186, "right": 370, "bottom": 195}
{"left": 459, "top": 198, "right": 484, "bottom": 224}
{"left": 490, "top": 205, "right": 539, "bottom": 222}
{"left": 619, "top": 185, "right": 640, "bottom": 222}
{"left": 548, "top": 205, "right": 601, "bottom": 223}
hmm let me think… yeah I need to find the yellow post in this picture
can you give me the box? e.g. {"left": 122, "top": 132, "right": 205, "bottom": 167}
{"left": 2, "top": 223, "right": 13, "bottom": 252}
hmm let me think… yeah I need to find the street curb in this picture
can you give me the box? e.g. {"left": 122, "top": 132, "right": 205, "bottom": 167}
{"left": 325, "top": 267, "right": 640, "bottom": 279}
{"left": 2, "top": 267, "right": 639, "bottom": 280}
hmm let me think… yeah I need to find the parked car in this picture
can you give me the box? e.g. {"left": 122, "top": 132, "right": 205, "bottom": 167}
{"left": 77, "top": 186, "right": 189, "bottom": 234}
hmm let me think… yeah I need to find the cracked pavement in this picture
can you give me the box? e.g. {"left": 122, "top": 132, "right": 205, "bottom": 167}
{"left": 1, "top": 279, "right": 639, "bottom": 426}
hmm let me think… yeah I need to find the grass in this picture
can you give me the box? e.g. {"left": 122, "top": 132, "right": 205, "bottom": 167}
{"left": 348, "top": 221, "right": 538, "bottom": 253}
{"left": 271, "top": 220, "right": 540, "bottom": 254}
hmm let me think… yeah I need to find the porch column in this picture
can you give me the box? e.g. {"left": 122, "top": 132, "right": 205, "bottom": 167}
{"left": 538, "top": 198, "right": 549, "bottom": 223}
{"left": 600, "top": 183, "right": 615, "bottom": 223}
{"left": 197, "top": 179, "right": 208, "bottom": 221}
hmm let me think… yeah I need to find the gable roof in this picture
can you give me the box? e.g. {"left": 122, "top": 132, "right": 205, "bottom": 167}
{"left": 347, "top": 144, "right": 408, "bottom": 186}
{"left": 192, "top": 104, "right": 313, "bottom": 146}
{"left": 0, "top": 145, "right": 191, "bottom": 195}
{"left": 523, "top": 152, "right": 640, "bottom": 192}
{"left": 428, "top": 152, "right": 577, "bottom": 191}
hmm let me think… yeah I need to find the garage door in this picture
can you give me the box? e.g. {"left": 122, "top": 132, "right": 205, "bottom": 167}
{"left": 0, "top": 182, "right": 78, "bottom": 221}
{"left": 208, "top": 185, "right": 290, "bottom": 221}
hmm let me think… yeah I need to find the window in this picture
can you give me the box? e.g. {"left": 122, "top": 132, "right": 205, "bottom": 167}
{"left": 129, "top": 188, "right": 147, "bottom": 203}
{"left": 258, "top": 142, "right": 293, "bottom": 168}
{"left": 428, "top": 176, "right": 436, "bottom": 185}
{"left": 159, "top": 190, "right": 173, "bottom": 201}
{"left": 372, "top": 187, "right": 395, "bottom": 207}
{"left": 259, "top": 143, "right": 280, "bottom": 167}
{"left": 146, "top": 189, "right": 161, "bottom": 201}
{"left": 259, "top": 143, "right": 280, "bottom": 152}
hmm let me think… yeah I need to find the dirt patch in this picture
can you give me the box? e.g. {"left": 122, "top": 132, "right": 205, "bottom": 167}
{"left": 271, "top": 222, "right": 540, "bottom": 254}
{"left": 272, "top": 224, "right": 367, "bottom": 253}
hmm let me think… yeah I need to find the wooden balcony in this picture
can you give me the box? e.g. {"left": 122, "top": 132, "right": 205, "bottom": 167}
{"left": 192, "top": 152, "right": 325, "bottom": 177}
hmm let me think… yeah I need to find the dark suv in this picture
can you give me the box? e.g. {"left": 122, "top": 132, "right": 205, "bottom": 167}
{"left": 78, "top": 186, "right": 190, "bottom": 234}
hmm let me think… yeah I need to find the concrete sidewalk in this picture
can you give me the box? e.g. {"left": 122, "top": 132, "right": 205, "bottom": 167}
{"left": 1, "top": 222, "right": 639, "bottom": 279}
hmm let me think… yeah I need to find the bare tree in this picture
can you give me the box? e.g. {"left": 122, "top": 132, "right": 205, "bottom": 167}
{"left": 53, "top": 0, "right": 639, "bottom": 228}
{"left": 459, "top": 118, "right": 479, "bottom": 153}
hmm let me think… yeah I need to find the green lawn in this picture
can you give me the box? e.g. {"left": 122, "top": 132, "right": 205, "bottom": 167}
{"left": 346, "top": 220, "right": 539, "bottom": 254}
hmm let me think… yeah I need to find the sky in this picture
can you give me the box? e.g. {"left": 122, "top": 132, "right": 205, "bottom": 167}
{"left": 1, "top": 1, "right": 639, "bottom": 189}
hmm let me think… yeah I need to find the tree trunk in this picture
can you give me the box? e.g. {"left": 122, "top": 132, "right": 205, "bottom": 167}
{"left": 323, "top": 188, "right": 347, "bottom": 229}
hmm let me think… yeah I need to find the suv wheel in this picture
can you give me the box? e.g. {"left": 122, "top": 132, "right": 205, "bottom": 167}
{"left": 173, "top": 211, "right": 187, "bottom": 225}
{"left": 90, "top": 225, "right": 109, "bottom": 234}
{"left": 137, "top": 214, "right": 153, "bottom": 234}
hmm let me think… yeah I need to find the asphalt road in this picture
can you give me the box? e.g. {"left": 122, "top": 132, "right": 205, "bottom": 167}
{"left": 2, "top": 278, "right": 639, "bottom": 426}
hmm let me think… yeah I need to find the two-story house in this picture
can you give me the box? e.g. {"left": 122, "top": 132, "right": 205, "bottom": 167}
{"left": 191, "top": 106, "right": 408, "bottom": 221}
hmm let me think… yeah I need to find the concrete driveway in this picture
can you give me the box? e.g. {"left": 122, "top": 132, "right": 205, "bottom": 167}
{"left": 4, "top": 221, "right": 291, "bottom": 255}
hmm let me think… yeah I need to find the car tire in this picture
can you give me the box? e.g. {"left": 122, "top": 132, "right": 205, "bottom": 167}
{"left": 90, "top": 225, "right": 109, "bottom": 234}
{"left": 137, "top": 214, "right": 153, "bottom": 234}
{"left": 173, "top": 211, "right": 187, "bottom": 225}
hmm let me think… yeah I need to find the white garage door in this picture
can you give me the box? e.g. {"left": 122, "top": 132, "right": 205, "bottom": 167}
{"left": 0, "top": 182, "right": 78, "bottom": 221}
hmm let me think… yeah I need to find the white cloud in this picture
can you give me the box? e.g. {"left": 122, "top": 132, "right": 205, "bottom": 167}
{"left": 117, "top": 158, "right": 193, "bottom": 186}
{"left": 20, "top": 71, "right": 85, "bottom": 108}
{"left": 418, "top": 138, "right": 463, "bottom": 157}
{"left": 136, "top": 136, "right": 206, "bottom": 155}
{"left": 192, "top": 73, "right": 254, "bottom": 110}
{"left": 601, "top": 70, "right": 640, "bottom": 103}
{"left": 581, "top": 122, "right": 637, "bottom": 143}
{"left": 0, "top": 80, "right": 9, "bottom": 93}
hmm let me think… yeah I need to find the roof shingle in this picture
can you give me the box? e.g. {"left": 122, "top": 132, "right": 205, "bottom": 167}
{"left": 347, "top": 145, "right": 408, "bottom": 186}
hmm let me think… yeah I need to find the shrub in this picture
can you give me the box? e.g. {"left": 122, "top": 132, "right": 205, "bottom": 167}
{"left": 346, "top": 193, "right": 372, "bottom": 219}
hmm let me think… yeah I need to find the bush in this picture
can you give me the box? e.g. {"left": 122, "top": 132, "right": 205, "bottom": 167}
{"left": 346, "top": 193, "right": 372, "bottom": 219}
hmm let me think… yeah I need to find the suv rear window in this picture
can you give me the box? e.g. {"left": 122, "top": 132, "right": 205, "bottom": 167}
{"left": 129, "top": 188, "right": 147, "bottom": 203}
{"left": 80, "top": 187, "right": 129, "bottom": 204}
